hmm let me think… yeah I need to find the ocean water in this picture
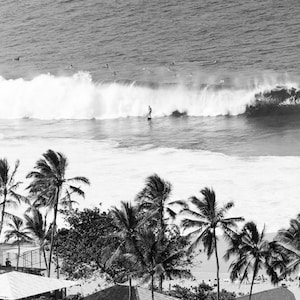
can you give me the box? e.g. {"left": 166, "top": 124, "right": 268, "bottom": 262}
{"left": 0, "top": 0, "right": 300, "bottom": 232}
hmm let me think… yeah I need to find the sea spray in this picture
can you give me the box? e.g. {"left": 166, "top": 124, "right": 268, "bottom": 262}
{"left": 0, "top": 71, "right": 298, "bottom": 119}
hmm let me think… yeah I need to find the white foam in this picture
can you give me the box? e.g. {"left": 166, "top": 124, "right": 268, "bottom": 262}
{"left": 0, "top": 71, "right": 298, "bottom": 119}
{"left": 1, "top": 138, "right": 300, "bottom": 233}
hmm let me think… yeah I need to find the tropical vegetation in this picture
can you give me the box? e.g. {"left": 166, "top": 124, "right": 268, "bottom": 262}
{"left": 1, "top": 152, "right": 300, "bottom": 300}
{"left": 178, "top": 188, "right": 244, "bottom": 300}
{"left": 4, "top": 215, "right": 32, "bottom": 270}
{"left": 26, "top": 149, "right": 90, "bottom": 276}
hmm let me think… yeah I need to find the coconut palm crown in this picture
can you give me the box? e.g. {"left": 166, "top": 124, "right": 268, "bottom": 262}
{"left": 4, "top": 215, "right": 32, "bottom": 270}
{"left": 0, "top": 158, "right": 24, "bottom": 240}
{"left": 225, "top": 222, "right": 284, "bottom": 300}
{"left": 275, "top": 215, "right": 300, "bottom": 276}
{"left": 26, "top": 149, "right": 90, "bottom": 276}
{"left": 135, "top": 174, "right": 172, "bottom": 232}
{"left": 180, "top": 187, "right": 244, "bottom": 300}
{"left": 25, "top": 207, "right": 51, "bottom": 270}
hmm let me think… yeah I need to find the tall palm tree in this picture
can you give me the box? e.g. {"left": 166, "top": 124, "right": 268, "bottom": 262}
{"left": 0, "top": 159, "right": 24, "bottom": 239}
{"left": 4, "top": 215, "right": 32, "bottom": 270}
{"left": 136, "top": 174, "right": 183, "bottom": 290}
{"left": 225, "top": 222, "right": 283, "bottom": 300}
{"left": 135, "top": 174, "right": 172, "bottom": 233}
{"left": 180, "top": 187, "right": 244, "bottom": 300}
{"left": 26, "top": 149, "right": 90, "bottom": 276}
{"left": 24, "top": 207, "right": 51, "bottom": 270}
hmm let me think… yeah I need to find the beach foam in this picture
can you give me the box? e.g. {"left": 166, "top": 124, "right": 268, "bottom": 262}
{"left": 1, "top": 138, "right": 300, "bottom": 233}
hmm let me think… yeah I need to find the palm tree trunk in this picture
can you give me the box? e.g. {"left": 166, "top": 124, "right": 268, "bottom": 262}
{"left": 48, "top": 189, "right": 60, "bottom": 277}
{"left": 56, "top": 245, "right": 60, "bottom": 279}
{"left": 151, "top": 273, "right": 154, "bottom": 300}
{"left": 159, "top": 275, "right": 163, "bottom": 292}
{"left": 17, "top": 238, "right": 20, "bottom": 271}
{"left": 42, "top": 247, "right": 48, "bottom": 271}
{"left": 128, "top": 276, "right": 132, "bottom": 300}
{"left": 213, "top": 230, "right": 220, "bottom": 300}
{"left": 159, "top": 204, "right": 164, "bottom": 234}
{"left": 249, "top": 262, "right": 258, "bottom": 300}
{"left": 0, "top": 194, "right": 7, "bottom": 239}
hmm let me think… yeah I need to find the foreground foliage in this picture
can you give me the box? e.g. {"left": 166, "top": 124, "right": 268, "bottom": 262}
{"left": 27, "top": 149, "right": 90, "bottom": 276}
{"left": 57, "top": 207, "right": 126, "bottom": 282}
{"left": 3, "top": 152, "right": 300, "bottom": 300}
{"left": 167, "top": 283, "right": 236, "bottom": 300}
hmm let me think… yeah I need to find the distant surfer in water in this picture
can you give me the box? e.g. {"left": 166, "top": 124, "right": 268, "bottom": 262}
{"left": 148, "top": 105, "right": 152, "bottom": 120}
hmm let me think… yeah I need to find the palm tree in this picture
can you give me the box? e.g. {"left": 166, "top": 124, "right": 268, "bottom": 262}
{"left": 138, "top": 229, "right": 161, "bottom": 300}
{"left": 0, "top": 159, "right": 24, "bottom": 240}
{"left": 111, "top": 201, "right": 146, "bottom": 300}
{"left": 225, "top": 222, "right": 283, "bottom": 300}
{"left": 135, "top": 174, "right": 172, "bottom": 233}
{"left": 135, "top": 228, "right": 191, "bottom": 299}
{"left": 180, "top": 187, "right": 244, "bottom": 300}
{"left": 4, "top": 215, "right": 32, "bottom": 270}
{"left": 24, "top": 207, "right": 51, "bottom": 270}
{"left": 153, "top": 233, "right": 192, "bottom": 291}
{"left": 26, "top": 149, "right": 90, "bottom": 276}
{"left": 276, "top": 214, "right": 300, "bottom": 250}
{"left": 111, "top": 201, "right": 146, "bottom": 268}
{"left": 275, "top": 215, "right": 300, "bottom": 276}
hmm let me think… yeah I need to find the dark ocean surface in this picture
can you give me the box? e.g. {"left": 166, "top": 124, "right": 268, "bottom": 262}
{"left": 1, "top": 0, "right": 300, "bottom": 80}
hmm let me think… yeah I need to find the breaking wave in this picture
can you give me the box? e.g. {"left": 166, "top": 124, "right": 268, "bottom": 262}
{"left": 0, "top": 71, "right": 299, "bottom": 119}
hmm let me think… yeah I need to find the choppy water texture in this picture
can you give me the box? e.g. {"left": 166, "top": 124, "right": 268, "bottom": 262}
{"left": 0, "top": 0, "right": 300, "bottom": 80}
{"left": 0, "top": 0, "right": 300, "bottom": 231}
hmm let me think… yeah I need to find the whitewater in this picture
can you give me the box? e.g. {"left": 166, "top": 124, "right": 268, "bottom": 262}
{"left": 1, "top": 0, "right": 300, "bottom": 234}
{"left": 0, "top": 71, "right": 299, "bottom": 119}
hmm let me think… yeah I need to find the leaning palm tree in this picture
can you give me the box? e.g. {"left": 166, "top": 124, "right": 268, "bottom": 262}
{"left": 0, "top": 159, "right": 24, "bottom": 239}
{"left": 135, "top": 174, "right": 172, "bottom": 233}
{"left": 225, "top": 222, "right": 283, "bottom": 300}
{"left": 4, "top": 215, "right": 32, "bottom": 270}
{"left": 26, "top": 149, "right": 90, "bottom": 276}
{"left": 24, "top": 207, "right": 51, "bottom": 271}
{"left": 180, "top": 187, "right": 244, "bottom": 300}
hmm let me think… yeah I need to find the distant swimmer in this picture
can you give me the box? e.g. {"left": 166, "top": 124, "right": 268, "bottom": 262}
{"left": 147, "top": 105, "right": 152, "bottom": 120}
{"left": 66, "top": 64, "right": 74, "bottom": 70}
{"left": 104, "top": 63, "right": 109, "bottom": 69}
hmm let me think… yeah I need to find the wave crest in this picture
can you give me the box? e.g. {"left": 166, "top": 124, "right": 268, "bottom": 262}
{"left": 0, "top": 71, "right": 299, "bottom": 119}
{"left": 246, "top": 87, "right": 300, "bottom": 116}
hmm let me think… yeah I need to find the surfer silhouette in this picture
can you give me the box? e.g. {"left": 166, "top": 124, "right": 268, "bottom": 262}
{"left": 148, "top": 105, "right": 152, "bottom": 120}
